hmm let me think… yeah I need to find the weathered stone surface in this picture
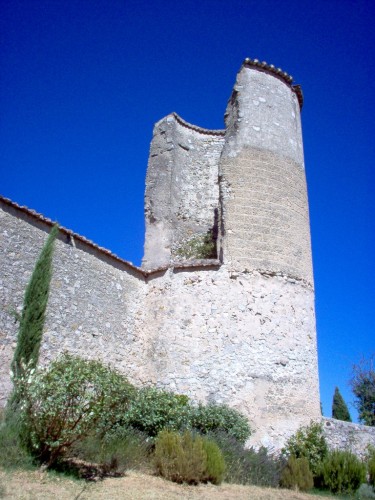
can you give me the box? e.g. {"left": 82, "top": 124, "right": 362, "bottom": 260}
{"left": 143, "top": 267, "right": 320, "bottom": 449}
{"left": 323, "top": 418, "right": 375, "bottom": 459}
{"left": 143, "top": 114, "right": 224, "bottom": 269}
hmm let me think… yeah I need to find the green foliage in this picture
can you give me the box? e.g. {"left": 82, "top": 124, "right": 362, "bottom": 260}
{"left": 190, "top": 403, "right": 251, "bottom": 445}
{"left": 201, "top": 438, "right": 226, "bottom": 485}
{"left": 351, "top": 356, "right": 375, "bottom": 426}
{"left": 72, "top": 427, "right": 152, "bottom": 475}
{"left": 11, "top": 225, "right": 58, "bottom": 381}
{"left": 154, "top": 430, "right": 224, "bottom": 485}
{"left": 18, "top": 353, "right": 135, "bottom": 467}
{"left": 332, "top": 387, "right": 352, "bottom": 422}
{"left": 125, "top": 390, "right": 250, "bottom": 445}
{"left": 282, "top": 421, "right": 328, "bottom": 476}
{"left": 280, "top": 456, "right": 314, "bottom": 492}
{"left": 317, "top": 450, "right": 366, "bottom": 495}
{"left": 175, "top": 230, "right": 216, "bottom": 260}
{"left": 125, "top": 387, "right": 190, "bottom": 437}
{"left": 368, "top": 446, "right": 375, "bottom": 492}
{"left": 211, "top": 431, "right": 282, "bottom": 487}
{"left": 0, "top": 409, "right": 34, "bottom": 470}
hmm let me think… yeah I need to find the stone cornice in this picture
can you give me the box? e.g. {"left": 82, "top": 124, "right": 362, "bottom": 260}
{"left": 242, "top": 58, "right": 304, "bottom": 109}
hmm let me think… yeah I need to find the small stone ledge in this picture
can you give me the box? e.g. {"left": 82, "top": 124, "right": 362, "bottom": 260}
{"left": 242, "top": 58, "right": 304, "bottom": 109}
{"left": 322, "top": 417, "right": 375, "bottom": 459}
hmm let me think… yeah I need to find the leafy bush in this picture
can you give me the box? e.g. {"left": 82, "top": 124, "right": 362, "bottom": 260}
{"left": 72, "top": 427, "right": 152, "bottom": 475}
{"left": 210, "top": 431, "right": 282, "bottom": 487}
{"left": 280, "top": 456, "right": 314, "bottom": 491}
{"left": 125, "top": 387, "right": 190, "bottom": 437}
{"left": 318, "top": 450, "right": 366, "bottom": 495}
{"left": 282, "top": 421, "right": 328, "bottom": 476}
{"left": 190, "top": 403, "right": 251, "bottom": 444}
{"left": 154, "top": 430, "right": 225, "bottom": 485}
{"left": 19, "top": 353, "right": 135, "bottom": 467}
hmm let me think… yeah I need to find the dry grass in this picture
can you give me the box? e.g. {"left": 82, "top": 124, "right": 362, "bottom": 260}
{"left": 0, "top": 468, "right": 329, "bottom": 500}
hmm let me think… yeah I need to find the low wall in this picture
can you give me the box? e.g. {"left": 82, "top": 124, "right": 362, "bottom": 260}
{"left": 323, "top": 417, "right": 375, "bottom": 459}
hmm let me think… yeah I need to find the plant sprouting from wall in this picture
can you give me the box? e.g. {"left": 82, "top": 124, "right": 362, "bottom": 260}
{"left": 175, "top": 230, "right": 217, "bottom": 260}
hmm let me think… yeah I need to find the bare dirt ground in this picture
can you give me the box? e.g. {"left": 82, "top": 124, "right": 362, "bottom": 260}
{"left": 0, "top": 468, "right": 329, "bottom": 500}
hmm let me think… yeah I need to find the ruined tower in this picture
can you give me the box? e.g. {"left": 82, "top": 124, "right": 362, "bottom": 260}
{"left": 142, "top": 59, "right": 320, "bottom": 447}
{"left": 0, "top": 59, "right": 321, "bottom": 449}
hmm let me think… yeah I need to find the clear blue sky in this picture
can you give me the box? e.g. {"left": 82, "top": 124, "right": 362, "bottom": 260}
{"left": 1, "top": 0, "right": 374, "bottom": 422}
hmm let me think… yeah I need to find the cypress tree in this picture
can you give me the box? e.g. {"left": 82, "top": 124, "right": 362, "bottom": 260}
{"left": 332, "top": 387, "right": 352, "bottom": 422}
{"left": 11, "top": 225, "right": 58, "bottom": 379}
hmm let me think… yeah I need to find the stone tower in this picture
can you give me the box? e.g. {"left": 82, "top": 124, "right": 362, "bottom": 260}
{"left": 0, "top": 59, "right": 321, "bottom": 449}
{"left": 218, "top": 59, "right": 311, "bottom": 282}
{"left": 142, "top": 59, "right": 320, "bottom": 447}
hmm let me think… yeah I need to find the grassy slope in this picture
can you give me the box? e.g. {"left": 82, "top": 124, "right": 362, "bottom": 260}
{"left": 0, "top": 469, "right": 331, "bottom": 500}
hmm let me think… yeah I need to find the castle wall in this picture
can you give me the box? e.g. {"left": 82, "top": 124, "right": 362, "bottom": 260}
{"left": 143, "top": 114, "right": 224, "bottom": 269}
{"left": 1, "top": 60, "right": 352, "bottom": 454}
{"left": 0, "top": 204, "right": 149, "bottom": 407}
{"left": 143, "top": 265, "right": 320, "bottom": 449}
{"left": 323, "top": 418, "right": 375, "bottom": 459}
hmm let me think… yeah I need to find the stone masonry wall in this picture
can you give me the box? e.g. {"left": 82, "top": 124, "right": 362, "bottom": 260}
{"left": 143, "top": 265, "right": 320, "bottom": 450}
{"left": 220, "top": 148, "right": 313, "bottom": 282}
{"left": 0, "top": 202, "right": 320, "bottom": 450}
{"left": 143, "top": 114, "right": 224, "bottom": 269}
{"left": 323, "top": 417, "right": 375, "bottom": 459}
{"left": 0, "top": 204, "right": 148, "bottom": 407}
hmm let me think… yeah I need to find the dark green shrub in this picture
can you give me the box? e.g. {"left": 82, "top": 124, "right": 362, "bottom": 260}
{"left": 367, "top": 446, "right": 375, "bottom": 492}
{"left": 11, "top": 225, "right": 58, "bottom": 380}
{"left": 154, "top": 430, "right": 206, "bottom": 484}
{"left": 19, "top": 353, "right": 135, "bottom": 467}
{"left": 210, "top": 431, "right": 282, "bottom": 487}
{"left": 332, "top": 387, "right": 352, "bottom": 422}
{"left": 9, "top": 226, "right": 58, "bottom": 414}
{"left": 191, "top": 403, "right": 251, "bottom": 444}
{"left": 72, "top": 427, "right": 152, "bottom": 475}
{"left": 318, "top": 450, "right": 366, "bottom": 495}
{"left": 0, "top": 409, "right": 34, "bottom": 470}
{"left": 282, "top": 421, "right": 328, "bottom": 476}
{"left": 280, "top": 456, "right": 314, "bottom": 492}
{"left": 201, "top": 439, "right": 225, "bottom": 485}
{"left": 125, "top": 387, "right": 190, "bottom": 437}
{"left": 154, "top": 430, "right": 225, "bottom": 485}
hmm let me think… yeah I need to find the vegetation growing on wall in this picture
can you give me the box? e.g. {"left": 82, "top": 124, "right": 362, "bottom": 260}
{"left": 175, "top": 230, "right": 216, "bottom": 259}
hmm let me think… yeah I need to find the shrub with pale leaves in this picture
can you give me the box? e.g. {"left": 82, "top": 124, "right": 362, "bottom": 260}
{"left": 19, "top": 353, "right": 135, "bottom": 467}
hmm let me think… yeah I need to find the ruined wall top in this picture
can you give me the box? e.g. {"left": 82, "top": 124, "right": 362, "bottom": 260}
{"left": 241, "top": 58, "right": 303, "bottom": 108}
